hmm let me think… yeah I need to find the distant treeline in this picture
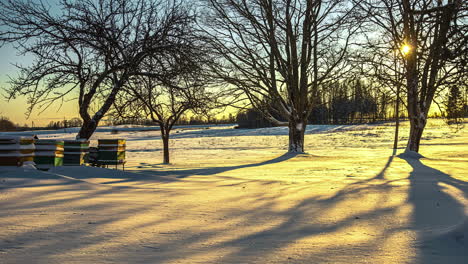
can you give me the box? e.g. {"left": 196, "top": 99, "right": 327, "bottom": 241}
{"left": 237, "top": 80, "right": 468, "bottom": 128}
{"left": 45, "top": 118, "right": 83, "bottom": 129}
{"left": 108, "top": 113, "right": 237, "bottom": 127}
{"left": 0, "top": 116, "right": 84, "bottom": 131}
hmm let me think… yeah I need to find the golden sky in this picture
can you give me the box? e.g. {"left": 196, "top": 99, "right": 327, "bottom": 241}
{"left": 0, "top": 44, "right": 79, "bottom": 126}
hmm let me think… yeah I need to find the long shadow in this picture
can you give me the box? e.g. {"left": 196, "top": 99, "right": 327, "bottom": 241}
{"left": 121, "top": 152, "right": 297, "bottom": 180}
{"left": 316, "top": 154, "right": 397, "bottom": 204}
{"left": 376, "top": 154, "right": 394, "bottom": 179}
{"left": 399, "top": 153, "right": 468, "bottom": 264}
{"left": 25, "top": 152, "right": 300, "bottom": 188}
{"left": 172, "top": 152, "right": 299, "bottom": 178}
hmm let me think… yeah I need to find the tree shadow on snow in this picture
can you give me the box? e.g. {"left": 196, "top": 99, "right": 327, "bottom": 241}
{"left": 131, "top": 152, "right": 300, "bottom": 180}
{"left": 11, "top": 152, "right": 300, "bottom": 188}
{"left": 399, "top": 153, "right": 468, "bottom": 264}
{"left": 2, "top": 150, "right": 467, "bottom": 263}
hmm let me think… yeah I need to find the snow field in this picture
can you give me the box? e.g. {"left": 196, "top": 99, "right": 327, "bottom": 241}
{"left": 0, "top": 119, "right": 466, "bottom": 263}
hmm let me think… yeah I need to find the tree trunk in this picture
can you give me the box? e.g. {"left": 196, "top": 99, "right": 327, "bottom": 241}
{"left": 393, "top": 106, "right": 400, "bottom": 150}
{"left": 162, "top": 133, "right": 170, "bottom": 164}
{"left": 393, "top": 81, "right": 401, "bottom": 150}
{"left": 405, "top": 53, "right": 426, "bottom": 153}
{"left": 406, "top": 117, "right": 426, "bottom": 152}
{"left": 77, "top": 118, "right": 98, "bottom": 139}
{"left": 76, "top": 77, "right": 124, "bottom": 140}
{"left": 288, "top": 117, "right": 305, "bottom": 153}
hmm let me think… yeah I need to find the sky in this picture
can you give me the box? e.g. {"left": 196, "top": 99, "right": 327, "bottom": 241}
{"left": 0, "top": 0, "right": 79, "bottom": 126}
{"left": 0, "top": 43, "right": 79, "bottom": 126}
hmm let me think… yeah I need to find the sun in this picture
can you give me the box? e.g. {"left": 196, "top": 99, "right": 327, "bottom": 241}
{"left": 401, "top": 44, "right": 411, "bottom": 56}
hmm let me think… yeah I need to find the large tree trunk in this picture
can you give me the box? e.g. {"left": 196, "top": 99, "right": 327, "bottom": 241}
{"left": 76, "top": 108, "right": 107, "bottom": 140}
{"left": 404, "top": 47, "right": 427, "bottom": 153}
{"left": 77, "top": 119, "right": 99, "bottom": 140}
{"left": 407, "top": 116, "right": 426, "bottom": 152}
{"left": 76, "top": 77, "right": 124, "bottom": 140}
{"left": 405, "top": 81, "right": 427, "bottom": 153}
{"left": 288, "top": 117, "right": 305, "bottom": 153}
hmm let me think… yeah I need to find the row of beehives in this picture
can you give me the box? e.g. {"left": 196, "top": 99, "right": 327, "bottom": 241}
{"left": 0, "top": 137, "right": 125, "bottom": 170}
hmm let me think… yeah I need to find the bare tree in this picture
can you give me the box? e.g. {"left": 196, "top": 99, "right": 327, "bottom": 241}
{"left": 356, "top": 0, "right": 468, "bottom": 152}
{"left": 115, "top": 79, "right": 215, "bottom": 164}
{"left": 0, "top": 0, "right": 195, "bottom": 139}
{"left": 112, "top": 43, "right": 217, "bottom": 164}
{"left": 202, "top": 0, "right": 361, "bottom": 153}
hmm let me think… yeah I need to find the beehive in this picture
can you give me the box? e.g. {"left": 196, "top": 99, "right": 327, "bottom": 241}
{"left": 0, "top": 136, "right": 35, "bottom": 167}
{"left": 63, "top": 139, "right": 89, "bottom": 166}
{"left": 34, "top": 140, "right": 64, "bottom": 170}
{"left": 98, "top": 139, "right": 126, "bottom": 165}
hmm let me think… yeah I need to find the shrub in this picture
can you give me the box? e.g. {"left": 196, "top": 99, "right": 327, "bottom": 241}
{"left": 0, "top": 116, "right": 16, "bottom": 131}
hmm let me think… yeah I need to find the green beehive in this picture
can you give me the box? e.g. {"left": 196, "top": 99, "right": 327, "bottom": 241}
{"left": 34, "top": 140, "right": 64, "bottom": 170}
{"left": 0, "top": 136, "right": 35, "bottom": 166}
{"left": 63, "top": 139, "right": 89, "bottom": 166}
{"left": 98, "top": 139, "right": 126, "bottom": 165}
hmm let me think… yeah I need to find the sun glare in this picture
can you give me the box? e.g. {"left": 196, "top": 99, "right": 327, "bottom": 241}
{"left": 401, "top": 44, "right": 411, "bottom": 56}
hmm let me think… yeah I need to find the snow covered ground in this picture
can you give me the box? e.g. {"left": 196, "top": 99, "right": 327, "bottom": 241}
{"left": 0, "top": 119, "right": 467, "bottom": 263}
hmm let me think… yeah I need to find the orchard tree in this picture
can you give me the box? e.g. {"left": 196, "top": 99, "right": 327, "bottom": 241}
{"left": 203, "top": 0, "right": 362, "bottom": 153}
{"left": 357, "top": 0, "right": 468, "bottom": 152}
{"left": 402, "top": 0, "right": 467, "bottom": 152}
{"left": 114, "top": 77, "right": 214, "bottom": 164}
{"left": 112, "top": 46, "right": 217, "bottom": 164}
{"left": 0, "top": 0, "right": 197, "bottom": 139}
